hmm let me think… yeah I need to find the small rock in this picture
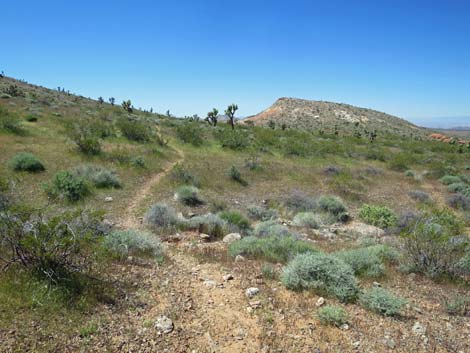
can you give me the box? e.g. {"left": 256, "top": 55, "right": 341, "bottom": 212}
{"left": 223, "top": 233, "right": 241, "bottom": 243}
{"left": 104, "top": 196, "right": 113, "bottom": 202}
{"left": 353, "top": 341, "right": 360, "bottom": 349}
{"left": 315, "top": 297, "right": 325, "bottom": 307}
{"left": 235, "top": 255, "right": 245, "bottom": 262}
{"left": 412, "top": 321, "right": 426, "bottom": 336}
{"left": 223, "top": 274, "right": 234, "bottom": 281}
{"left": 203, "top": 280, "right": 217, "bottom": 288}
{"left": 154, "top": 316, "right": 173, "bottom": 334}
{"left": 340, "top": 324, "right": 349, "bottom": 331}
{"left": 245, "top": 287, "right": 260, "bottom": 298}
{"left": 249, "top": 300, "right": 262, "bottom": 309}
{"left": 373, "top": 281, "right": 381, "bottom": 287}
{"left": 199, "top": 233, "right": 211, "bottom": 241}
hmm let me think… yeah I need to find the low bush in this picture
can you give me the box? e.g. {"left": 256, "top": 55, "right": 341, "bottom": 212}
{"left": 388, "top": 153, "right": 413, "bottom": 172}
{"left": 281, "top": 252, "right": 359, "bottom": 302}
{"left": 261, "top": 263, "right": 277, "bottom": 279}
{"left": 229, "top": 166, "right": 248, "bottom": 186}
{"left": 0, "top": 106, "right": 23, "bottom": 134}
{"left": 447, "top": 193, "right": 470, "bottom": 211}
{"left": 229, "top": 235, "right": 316, "bottom": 263}
{"left": 247, "top": 205, "right": 278, "bottom": 221}
{"left": 318, "top": 195, "right": 349, "bottom": 222}
{"left": 0, "top": 209, "right": 105, "bottom": 283}
{"left": 67, "top": 120, "right": 102, "bottom": 155}
{"left": 176, "top": 185, "right": 204, "bottom": 206}
{"left": 285, "top": 191, "right": 317, "bottom": 212}
{"left": 130, "top": 156, "right": 146, "bottom": 168}
{"left": 117, "top": 117, "right": 153, "bottom": 142}
{"left": 72, "top": 165, "right": 121, "bottom": 188}
{"left": 9, "top": 152, "right": 45, "bottom": 172}
{"left": 359, "top": 287, "right": 406, "bottom": 316}
{"left": 170, "top": 164, "right": 200, "bottom": 187}
{"left": 25, "top": 114, "right": 38, "bottom": 122}
{"left": 219, "top": 210, "right": 251, "bottom": 233}
{"left": 187, "top": 213, "right": 227, "bottom": 238}
{"left": 104, "top": 229, "right": 164, "bottom": 261}
{"left": 440, "top": 175, "right": 461, "bottom": 185}
{"left": 145, "top": 203, "right": 179, "bottom": 230}
{"left": 292, "top": 212, "right": 321, "bottom": 229}
{"left": 254, "top": 220, "right": 291, "bottom": 238}
{"left": 359, "top": 204, "right": 397, "bottom": 229}
{"left": 447, "top": 182, "right": 469, "bottom": 194}
{"left": 45, "top": 171, "right": 91, "bottom": 202}
{"left": 408, "top": 190, "right": 431, "bottom": 203}
{"left": 215, "top": 128, "right": 250, "bottom": 150}
{"left": 317, "top": 305, "right": 348, "bottom": 326}
{"left": 175, "top": 122, "right": 204, "bottom": 146}
{"left": 445, "top": 296, "right": 470, "bottom": 316}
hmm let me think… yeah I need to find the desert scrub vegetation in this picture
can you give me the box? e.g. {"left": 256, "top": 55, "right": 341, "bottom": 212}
{"left": 281, "top": 252, "right": 359, "bottom": 302}
{"left": 175, "top": 185, "right": 204, "bottom": 206}
{"left": 318, "top": 195, "right": 349, "bottom": 222}
{"left": 72, "top": 165, "right": 121, "bottom": 188}
{"left": 229, "top": 235, "right": 316, "bottom": 263}
{"left": 408, "top": 190, "right": 431, "bottom": 203}
{"left": 292, "top": 212, "right": 322, "bottom": 229}
{"left": 445, "top": 296, "right": 470, "bottom": 316}
{"left": 145, "top": 203, "right": 179, "bottom": 231}
{"left": 9, "top": 152, "right": 45, "bottom": 172}
{"left": 317, "top": 305, "right": 348, "bottom": 327}
{"left": 254, "top": 220, "right": 291, "bottom": 238}
{"left": 170, "top": 164, "right": 200, "bottom": 187}
{"left": 0, "top": 106, "right": 24, "bottom": 134}
{"left": 359, "top": 287, "right": 406, "bottom": 317}
{"left": 247, "top": 205, "right": 278, "bottom": 221}
{"left": 116, "top": 117, "right": 153, "bottom": 142}
{"left": 228, "top": 165, "right": 248, "bottom": 186}
{"left": 45, "top": 171, "right": 92, "bottom": 202}
{"left": 175, "top": 122, "right": 204, "bottom": 146}
{"left": 103, "top": 229, "right": 164, "bottom": 261}
{"left": 401, "top": 208, "right": 469, "bottom": 278}
{"left": 67, "top": 120, "right": 102, "bottom": 155}
{"left": 218, "top": 210, "right": 251, "bottom": 234}
{"left": 439, "top": 175, "right": 462, "bottom": 185}
{"left": 359, "top": 204, "right": 397, "bottom": 229}
{"left": 215, "top": 128, "right": 250, "bottom": 150}
{"left": 285, "top": 191, "right": 317, "bottom": 212}
{"left": 187, "top": 213, "right": 227, "bottom": 238}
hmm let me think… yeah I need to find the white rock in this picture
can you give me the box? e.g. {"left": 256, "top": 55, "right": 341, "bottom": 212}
{"left": 235, "top": 255, "right": 245, "bottom": 262}
{"left": 104, "top": 196, "right": 113, "bottom": 202}
{"left": 154, "top": 316, "right": 173, "bottom": 334}
{"left": 203, "top": 280, "right": 217, "bottom": 288}
{"left": 245, "top": 287, "right": 260, "bottom": 298}
{"left": 412, "top": 321, "right": 426, "bottom": 336}
{"left": 315, "top": 297, "right": 325, "bottom": 307}
{"left": 223, "top": 233, "right": 241, "bottom": 243}
{"left": 223, "top": 274, "right": 234, "bottom": 281}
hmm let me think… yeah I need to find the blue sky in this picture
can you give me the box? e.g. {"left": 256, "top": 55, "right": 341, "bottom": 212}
{"left": 2, "top": 0, "right": 470, "bottom": 127}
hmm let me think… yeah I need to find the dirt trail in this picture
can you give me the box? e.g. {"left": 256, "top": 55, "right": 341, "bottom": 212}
{"left": 119, "top": 148, "right": 184, "bottom": 229}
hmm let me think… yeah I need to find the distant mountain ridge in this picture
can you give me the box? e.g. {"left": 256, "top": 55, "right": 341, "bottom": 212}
{"left": 244, "top": 97, "right": 425, "bottom": 136}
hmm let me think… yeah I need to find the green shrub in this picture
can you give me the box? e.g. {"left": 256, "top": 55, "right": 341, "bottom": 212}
{"left": 229, "top": 235, "right": 316, "bottom": 263}
{"left": 175, "top": 122, "right": 204, "bottom": 146}
{"left": 247, "top": 205, "right": 278, "bottom": 221}
{"left": 25, "top": 114, "right": 38, "bottom": 122}
{"left": 170, "top": 164, "right": 200, "bottom": 187}
{"left": 440, "top": 175, "right": 462, "bottom": 185}
{"left": 359, "top": 287, "right": 406, "bottom": 316}
{"left": 72, "top": 165, "right": 121, "bottom": 188}
{"left": 130, "top": 156, "right": 146, "bottom": 168}
{"left": 292, "top": 212, "right": 321, "bottom": 229}
{"left": 0, "top": 209, "right": 105, "bottom": 282}
{"left": 254, "top": 220, "right": 291, "bottom": 238}
{"left": 401, "top": 208, "right": 466, "bottom": 278}
{"left": 9, "top": 152, "right": 45, "bottom": 172}
{"left": 317, "top": 305, "right": 348, "bottom": 326}
{"left": 359, "top": 204, "right": 397, "bottom": 229}
{"left": 187, "top": 213, "right": 227, "bottom": 238}
{"left": 219, "top": 210, "right": 251, "bottom": 233}
{"left": 228, "top": 166, "right": 248, "bottom": 186}
{"left": 104, "top": 229, "right": 164, "bottom": 261}
{"left": 318, "top": 195, "right": 349, "bottom": 222}
{"left": 176, "top": 185, "right": 204, "bottom": 206}
{"left": 285, "top": 191, "right": 317, "bottom": 212}
{"left": 334, "top": 246, "right": 388, "bottom": 277}
{"left": 216, "top": 128, "right": 250, "bottom": 149}
{"left": 0, "top": 106, "right": 23, "bottom": 134}
{"left": 388, "top": 153, "right": 413, "bottom": 172}
{"left": 447, "top": 182, "right": 468, "bottom": 193}
{"left": 45, "top": 171, "right": 91, "bottom": 202}
{"left": 67, "top": 121, "right": 102, "bottom": 155}
{"left": 445, "top": 296, "right": 470, "bottom": 316}
{"left": 409, "top": 190, "right": 431, "bottom": 203}
{"left": 117, "top": 117, "right": 152, "bottom": 142}
{"left": 145, "top": 203, "right": 179, "bottom": 230}
{"left": 281, "top": 252, "right": 359, "bottom": 302}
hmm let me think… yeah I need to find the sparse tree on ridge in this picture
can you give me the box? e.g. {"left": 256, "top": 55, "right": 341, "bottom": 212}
{"left": 98, "top": 96, "right": 104, "bottom": 104}
{"left": 225, "top": 104, "right": 238, "bottom": 130}
{"left": 206, "top": 108, "right": 219, "bottom": 126}
{"left": 122, "top": 99, "right": 133, "bottom": 113}
{"left": 109, "top": 97, "right": 115, "bottom": 106}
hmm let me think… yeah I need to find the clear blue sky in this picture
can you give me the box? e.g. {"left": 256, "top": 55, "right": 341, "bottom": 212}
{"left": 2, "top": 0, "right": 470, "bottom": 126}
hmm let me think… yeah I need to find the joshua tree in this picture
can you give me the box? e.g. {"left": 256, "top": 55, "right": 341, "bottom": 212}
{"left": 109, "top": 97, "right": 115, "bottom": 106}
{"left": 225, "top": 104, "right": 238, "bottom": 130}
{"left": 268, "top": 120, "right": 276, "bottom": 129}
{"left": 0, "top": 71, "right": 5, "bottom": 78}
{"left": 206, "top": 108, "right": 219, "bottom": 126}
{"left": 122, "top": 99, "right": 133, "bottom": 113}
{"left": 98, "top": 96, "right": 104, "bottom": 104}
{"left": 166, "top": 110, "right": 171, "bottom": 118}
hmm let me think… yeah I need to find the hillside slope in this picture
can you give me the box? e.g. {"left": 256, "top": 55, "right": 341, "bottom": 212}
{"left": 245, "top": 97, "right": 424, "bottom": 136}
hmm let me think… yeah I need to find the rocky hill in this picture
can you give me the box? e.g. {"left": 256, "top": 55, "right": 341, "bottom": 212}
{"left": 245, "top": 97, "right": 424, "bottom": 136}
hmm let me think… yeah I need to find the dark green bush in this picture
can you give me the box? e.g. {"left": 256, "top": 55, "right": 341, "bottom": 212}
{"left": 176, "top": 185, "right": 204, "bottom": 206}
{"left": 9, "top": 152, "right": 45, "bottom": 172}
{"left": 219, "top": 210, "right": 251, "bottom": 233}
{"left": 216, "top": 128, "right": 250, "bottom": 150}
{"left": 0, "top": 106, "right": 23, "bottom": 134}
{"left": 359, "top": 287, "right": 406, "bottom": 316}
{"left": 229, "top": 166, "right": 248, "bottom": 186}
{"left": 117, "top": 117, "right": 153, "bottom": 142}
{"left": 175, "top": 122, "right": 204, "bottom": 146}
{"left": 229, "top": 235, "right": 316, "bottom": 263}
{"left": 359, "top": 204, "right": 397, "bottom": 229}
{"left": 45, "top": 171, "right": 91, "bottom": 202}
{"left": 318, "top": 195, "right": 349, "bottom": 222}
{"left": 281, "top": 252, "right": 359, "bottom": 302}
